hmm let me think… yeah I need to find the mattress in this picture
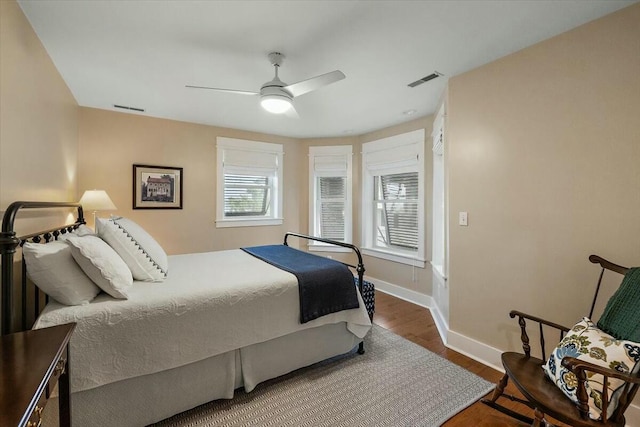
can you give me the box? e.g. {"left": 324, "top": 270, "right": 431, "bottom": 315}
{"left": 33, "top": 249, "right": 371, "bottom": 393}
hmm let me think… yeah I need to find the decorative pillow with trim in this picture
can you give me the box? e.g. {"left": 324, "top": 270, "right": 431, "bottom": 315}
{"left": 96, "top": 217, "right": 168, "bottom": 282}
{"left": 66, "top": 235, "right": 133, "bottom": 299}
{"left": 543, "top": 317, "right": 640, "bottom": 420}
{"left": 23, "top": 241, "right": 100, "bottom": 305}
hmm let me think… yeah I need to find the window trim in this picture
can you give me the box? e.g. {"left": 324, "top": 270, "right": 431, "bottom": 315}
{"left": 361, "top": 130, "right": 425, "bottom": 267}
{"left": 431, "top": 102, "right": 447, "bottom": 279}
{"left": 308, "top": 145, "right": 353, "bottom": 252}
{"left": 216, "top": 137, "right": 284, "bottom": 228}
{"left": 363, "top": 248, "right": 427, "bottom": 267}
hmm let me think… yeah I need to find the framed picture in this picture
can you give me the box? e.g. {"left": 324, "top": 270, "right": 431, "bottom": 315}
{"left": 133, "top": 164, "right": 183, "bottom": 209}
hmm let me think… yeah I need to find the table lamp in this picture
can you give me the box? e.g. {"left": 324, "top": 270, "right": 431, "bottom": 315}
{"left": 79, "top": 190, "right": 117, "bottom": 231}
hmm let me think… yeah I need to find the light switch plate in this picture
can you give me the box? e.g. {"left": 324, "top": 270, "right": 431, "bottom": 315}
{"left": 459, "top": 212, "right": 468, "bottom": 226}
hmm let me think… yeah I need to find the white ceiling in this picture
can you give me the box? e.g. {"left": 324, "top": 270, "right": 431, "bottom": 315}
{"left": 18, "top": 0, "right": 635, "bottom": 139}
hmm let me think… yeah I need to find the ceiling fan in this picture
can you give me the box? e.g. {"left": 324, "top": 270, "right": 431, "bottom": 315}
{"left": 186, "top": 52, "right": 345, "bottom": 115}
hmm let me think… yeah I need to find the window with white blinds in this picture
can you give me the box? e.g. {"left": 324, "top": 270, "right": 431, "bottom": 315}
{"left": 375, "top": 172, "right": 419, "bottom": 249}
{"left": 309, "top": 146, "right": 352, "bottom": 251}
{"left": 362, "top": 129, "right": 425, "bottom": 267}
{"left": 223, "top": 174, "right": 271, "bottom": 216}
{"left": 216, "top": 137, "right": 283, "bottom": 228}
{"left": 318, "top": 176, "right": 346, "bottom": 239}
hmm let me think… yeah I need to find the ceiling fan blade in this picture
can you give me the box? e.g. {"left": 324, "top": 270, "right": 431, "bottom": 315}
{"left": 285, "top": 105, "right": 300, "bottom": 119}
{"left": 185, "top": 85, "right": 258, "bottom": 96}
{"left": 284, "top": 70, "right": 345, "bottom": 98}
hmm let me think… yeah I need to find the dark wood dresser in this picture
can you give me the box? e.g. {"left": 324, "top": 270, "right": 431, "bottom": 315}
{"left": 1, "top": 323, "right": 76, "bottom": 427}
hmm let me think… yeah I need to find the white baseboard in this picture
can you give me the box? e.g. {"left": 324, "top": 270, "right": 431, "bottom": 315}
{"left": 364, "top": 275, "right": 431, "bottom": 308}
{"left": 429, "top": 301, "right": 449, "bottom": 345}
{"left": 365, "top": 275, "right": 449, "bottom": 344}
{"left": 446, "top": 330, "right": 504, "bottom": 373}
{"left": 365, "top": 275, "right": 640, "bottom": 426}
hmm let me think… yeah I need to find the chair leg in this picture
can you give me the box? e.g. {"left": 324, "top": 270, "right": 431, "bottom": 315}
{"left": 532, "top": 408, "right": 550, "bottom": 427}
{"left": 482, "top": 373, "right": 535, "bottom": 425}
{"left": 484, "top": 372, "right": 509, "bottom": 403}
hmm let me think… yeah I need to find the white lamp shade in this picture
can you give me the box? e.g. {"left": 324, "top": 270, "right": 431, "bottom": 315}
{"left": 260, "top": 95, "right": 292, "bottom": 114}
{"left": 79, "top": 190, "right": 117, "bottom": 211}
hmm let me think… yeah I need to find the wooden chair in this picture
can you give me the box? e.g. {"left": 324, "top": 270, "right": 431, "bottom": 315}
{"left": 482, "top": 255, "right": 640, "bottom": 426}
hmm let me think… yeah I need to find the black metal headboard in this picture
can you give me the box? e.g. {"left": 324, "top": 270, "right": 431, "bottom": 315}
{"left": 0, "top": 201, "right": 85, "bottom": 335}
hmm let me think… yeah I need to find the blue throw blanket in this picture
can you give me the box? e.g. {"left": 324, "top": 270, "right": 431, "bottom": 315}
{"left": 242, "top": 245, "right": 360, "bottom": 323}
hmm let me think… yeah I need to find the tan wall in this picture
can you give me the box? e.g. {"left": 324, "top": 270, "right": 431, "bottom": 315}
{"left": 78, "top": 108, "right": 302, "bottom": 255}
{"left": 447, "top": 4, "right": 640, "bottom": 351}
{"left": 0, "top": 0, "right": 78, "bottom": 234}
{"left": 0, "top": 0, "right": 79, "bottom": 332}
{"left": 78, "top": 108, "right": 435, "bottom": 295}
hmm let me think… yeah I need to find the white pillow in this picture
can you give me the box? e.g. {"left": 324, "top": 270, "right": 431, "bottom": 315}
{"left": 22, "top": 242, "right": 100, "bottom": 305}
{"left": 57, "top": 224, "right": 95, "bottom": 240}
{"left": 97, "top": 217, "right": 168, "bottom": 282}
{"left": 66, "top": 235, "right": 133, "bottom": 299}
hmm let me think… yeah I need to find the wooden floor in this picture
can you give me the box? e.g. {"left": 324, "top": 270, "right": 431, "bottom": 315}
{"left": 373, "top": 291, "right": 555, "bottom": 427}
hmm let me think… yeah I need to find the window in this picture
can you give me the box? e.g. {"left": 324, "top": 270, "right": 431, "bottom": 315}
{"left": 223, "top": 174, "right": 271, "bottom": 216}
{"left": 362, "top": 130, "right": 425, "bottom": 266}
{"left": 309, "top": 146, "right": 352, "bottom": 251}
{"left": 375, "top": 172, "right": 419, "bottom": 249}
{"left": 216, "top": 137, "right": 283, "bottom": 228}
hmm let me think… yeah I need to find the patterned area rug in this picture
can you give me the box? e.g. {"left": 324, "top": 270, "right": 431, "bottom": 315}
{"left": 152, "top": 325, "right": 494, "bottom": 427}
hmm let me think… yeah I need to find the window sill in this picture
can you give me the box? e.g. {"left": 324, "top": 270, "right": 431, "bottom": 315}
{"left": 215, "top": 218, "right": 283, "bottom": 228}
{"left": 308, "top": 244, "right": 351, "bottom": 253}
{"left": 361, "top": 248, "right": 426, "bottom": 268}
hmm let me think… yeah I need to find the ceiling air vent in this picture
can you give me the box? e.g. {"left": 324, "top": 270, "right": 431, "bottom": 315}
{"left": 113, "top": 104, "right": 145, "bottom": 112}
{"left": 408, "top": 71, "right": 443, "bottom": 88}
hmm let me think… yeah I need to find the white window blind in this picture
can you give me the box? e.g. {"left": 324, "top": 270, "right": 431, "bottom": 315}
{"left": 318, "top": 176, "right": 346, "bottom": 240}
{"left": 375, "top": 172, "right": 419, "bottom": 249}
{"left": 309, "top": 146, "right": 352, "bottom": 249}
{"left": 223, "top": 174, "right": 271, "bottom": 216}
{"left": 362, "top": 129, "right": 425, "bottom": 266}
{"left": 216, "top": 137, "right": 283, "bottom": 228}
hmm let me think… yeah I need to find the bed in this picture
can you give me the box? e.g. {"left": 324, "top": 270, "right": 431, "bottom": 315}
{"left": 0, "top": 201, "right": 373, "bottom": 426}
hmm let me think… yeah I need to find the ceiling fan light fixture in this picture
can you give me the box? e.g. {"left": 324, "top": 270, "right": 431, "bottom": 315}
{"left": 187, "top": 51, "right": 344, "bottom": 117}
{"left": 260, "top": 94, "right": 293, "bottom": 114}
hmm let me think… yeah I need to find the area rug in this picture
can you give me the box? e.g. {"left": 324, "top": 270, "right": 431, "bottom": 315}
{"left": 152, "top": 325, "right": 495, "bottom": 427}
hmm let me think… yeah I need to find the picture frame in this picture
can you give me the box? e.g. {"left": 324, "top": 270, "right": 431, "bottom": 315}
{"left": 133, "top": 164, "right": 183, "bottom": 209}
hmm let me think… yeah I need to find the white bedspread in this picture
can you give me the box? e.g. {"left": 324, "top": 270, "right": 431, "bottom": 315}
{"left": 34, "top": 249, "right": 371, "bottom": 393}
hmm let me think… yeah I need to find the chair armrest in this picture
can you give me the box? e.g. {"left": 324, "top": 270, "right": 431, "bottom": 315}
{"left": 509, "top": 310, "right": 570, "bottom": 333}
{"left": 561, "top": 357, "right": 640, "bottom": 384}
{"left": 561, "top": 356, "right": 640, "bottom": 422}
{"left": 509, "top": 310, "right": 571, "bottom": 359}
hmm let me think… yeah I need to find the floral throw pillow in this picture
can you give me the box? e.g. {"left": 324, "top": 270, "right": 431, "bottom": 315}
{"left": 543, "top": 317, "right": 640, "bottom": 420}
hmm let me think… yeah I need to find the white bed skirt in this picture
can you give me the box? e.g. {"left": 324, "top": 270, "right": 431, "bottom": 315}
{"left": 43, "top": 322, "right": 361, "bottom": 427}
